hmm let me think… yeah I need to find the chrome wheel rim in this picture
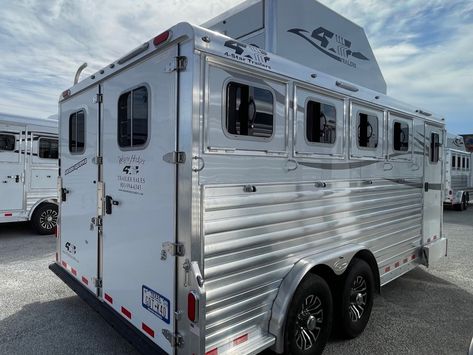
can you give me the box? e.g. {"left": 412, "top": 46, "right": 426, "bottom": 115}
{"left": 295, "top": 294, "right": 323, "bottom": 351}
{"left": 39, "top": 209, "right": 58, "bottom": 230}
{"left": 349, "top": 275, "right": 368, "bottom": 322}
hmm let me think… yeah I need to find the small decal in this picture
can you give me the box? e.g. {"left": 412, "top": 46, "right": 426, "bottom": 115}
{"left": 65, "top": 158, "right": 87, "bottom": 175}
{"left": 288, "top": 26, "right": 369, "bottom": 68}
{"left": 224, "top": 40, "right": 272, "bottom": 70}
{"left": 117, "top": 154, "right": 146, "bottom": 195}
{"left": 142, "top": 285, "right": 170, "bottom": 324}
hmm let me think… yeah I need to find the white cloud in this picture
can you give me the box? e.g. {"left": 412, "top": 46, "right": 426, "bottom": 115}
{"left": 0, "top": 0, "right": 471, "bottom": 134}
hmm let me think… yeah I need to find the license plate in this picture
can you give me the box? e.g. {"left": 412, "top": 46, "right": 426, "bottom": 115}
{"left": 142, "top": 285, "right": 170, "bottom": 324}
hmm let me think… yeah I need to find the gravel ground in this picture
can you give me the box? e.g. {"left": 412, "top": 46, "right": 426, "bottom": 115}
{"left": 0, "top": 208, "right": 472, "bottom": 355}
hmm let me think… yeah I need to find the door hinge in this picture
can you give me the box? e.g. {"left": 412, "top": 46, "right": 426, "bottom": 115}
{"left": 93, "top": 156, "right": 103, "bottom": 165}
{"left": 162, "top": 329, "right": 184, "bottom": 348}
{"left": 165, "top": 56, "right": 187, "bottom": 72}
{"left": 93, "top": 93, "right": 103, "bottom": 104}
{"left": 163, "top": 151, "right": 186, "bottom": 164}
{"left": 93, "top": 277, "right": 102, "bottom": 288}
{"left": 162, "top": 242, "right": 185, "bottom": 259}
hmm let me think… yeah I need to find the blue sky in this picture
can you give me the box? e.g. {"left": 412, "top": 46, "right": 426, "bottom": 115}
{"left": 0, "top": 0, "right": 471, "bottom": 134}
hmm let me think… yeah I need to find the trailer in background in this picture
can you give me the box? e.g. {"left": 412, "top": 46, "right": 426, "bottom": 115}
{"left": 0, "top": 113, "right": 59, "bottom": 234}
{"left": 444, "top": 134, "right": 472, "bottom": 210}
{"left": 51, "top": 1, "right": 447, "bottom": 354}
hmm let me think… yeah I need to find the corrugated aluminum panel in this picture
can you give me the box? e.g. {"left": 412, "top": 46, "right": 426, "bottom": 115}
{"left": 203, "top": 178, "right": 422, "bottom": 350}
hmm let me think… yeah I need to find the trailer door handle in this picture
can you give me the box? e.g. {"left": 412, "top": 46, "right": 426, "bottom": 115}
{"left": 105, "top": 195, "right": 119, "bottom": 215}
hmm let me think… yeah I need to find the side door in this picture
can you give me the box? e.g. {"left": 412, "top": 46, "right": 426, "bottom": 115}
{"left": 59, "top": 86, "right": 100, "bottom": 294}
{"left": 101, "top": 46, "right": 178, "bottom": 353}
{"left": 0, "top": 126, "right": 24, "bottom": 211}
{"left": 422, "top": 123, "right": 443, "bottom": 244}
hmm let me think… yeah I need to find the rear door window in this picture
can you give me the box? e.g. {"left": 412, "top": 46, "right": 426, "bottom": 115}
{"left": 118, "top": 86, "right": 149, "bottom": 148}
{"left": 69, "top": 110, "right": 85, "bottom": 154}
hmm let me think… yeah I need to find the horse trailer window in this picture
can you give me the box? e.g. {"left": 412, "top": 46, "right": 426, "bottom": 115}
{"left": 462, "top": 156, "right": 466, "bottom": 169}
{"left": 226, "top": 82, "right": 274, "bottom": 139}
{"left": 430, "top": 133, "right": 439, "bottom": 163}
{"left": 39, "top": 138, "right": 58, "bottom": 159}
{"left": 457, "top": 156, "right": 461, "bottom": 168}
{"left": 357, "top": 113, "right": 378, "bottom": 148}
{"left": 118, "top": 86, "right": 149, "bottom": 148}
{"left": 69, "top": 110, "right": 85, "bottom": 154}
{"left": 452, "top": 155, "right": 456, "bottom": 168}
{"left": 467, "top": 158, "right": 470, "bottom": 169}
{"left": 0, "top": 134, "right": 15, "bottom": 151}
{"left": 306, "top": 101, "right": 336, "bottom": 144}
{"left": 393, "top": 121, "right": 409, "bottom": 151}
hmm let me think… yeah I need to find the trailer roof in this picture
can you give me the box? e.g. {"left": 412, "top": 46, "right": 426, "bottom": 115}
{"left": 62, "top": 22, "right": 444, "bottom": 126}
{"left": 0, "top": 112, "right": 58, "bottom": 128}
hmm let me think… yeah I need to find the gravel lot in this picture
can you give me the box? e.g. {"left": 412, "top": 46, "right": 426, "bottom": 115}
{"left": 0, "top": 209, "right": 472, "bottom": 355}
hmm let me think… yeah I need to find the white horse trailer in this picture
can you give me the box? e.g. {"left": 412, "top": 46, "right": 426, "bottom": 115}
{"left": 444, "top": 134, "right": 472, "bottom": 210}
{"left": 50, "top": 1, "right": 447, "bottom": 354}
{"left": 0, "top": 113, "right": 59, "bottom": 234}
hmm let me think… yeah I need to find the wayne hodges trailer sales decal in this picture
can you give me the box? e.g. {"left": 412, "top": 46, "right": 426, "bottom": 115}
{"left": 142, "top": 285, "right": 170, "bottom": 324}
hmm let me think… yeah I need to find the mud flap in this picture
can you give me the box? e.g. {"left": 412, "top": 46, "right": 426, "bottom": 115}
{"left": 422, "top": 238, "right": 448, "bottom": 267}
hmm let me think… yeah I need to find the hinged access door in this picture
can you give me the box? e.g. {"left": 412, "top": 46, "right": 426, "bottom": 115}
{"left": 101, "top": 45, "right": 179, "bottom": 354}
{"left": 422, "top": 123, "right": 443, "bottom": 244}
{"left": 59, "top": 85, "right": 101, "bottom": 294}
{"left": 0, "top": 125, "right": 24, "bottom": 211}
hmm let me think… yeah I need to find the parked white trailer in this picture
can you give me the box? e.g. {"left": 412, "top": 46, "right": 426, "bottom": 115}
{"left": 443, "top": 134, "right": 472, "bottom": 210}
{"left": 50, "top": 1, "right": 447, "bottom": 354}
{"left": 0, "top": 113, "right": 59, "bottom": 234}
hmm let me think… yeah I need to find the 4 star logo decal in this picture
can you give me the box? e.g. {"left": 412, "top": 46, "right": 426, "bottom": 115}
{"left": 288, "top": 27, "right": 370, "bottom": 68}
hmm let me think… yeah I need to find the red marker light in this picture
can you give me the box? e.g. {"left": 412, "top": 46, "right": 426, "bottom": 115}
{"left": 153, "top": 31, "right": 171, "bottom": 46}
{"left": 188, "top": 291, "right": 199, "bottom": 322}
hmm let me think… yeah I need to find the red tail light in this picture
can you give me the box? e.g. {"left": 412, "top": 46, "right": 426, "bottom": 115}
{"left": 153, "top": 31, "right": 171, "bottom": 46}
{"left": 188, "top": 291, "right": 199, "bottom": 322}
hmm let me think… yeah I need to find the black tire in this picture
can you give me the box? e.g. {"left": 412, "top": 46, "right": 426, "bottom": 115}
{"left": 337, "top": 259, "right": 374, "bottom": 339}
{"left": 284, "top": 274, "right": 333, "bottom": 355}
{"left": 31, "top": 203, "right": 58, "bottom": 235}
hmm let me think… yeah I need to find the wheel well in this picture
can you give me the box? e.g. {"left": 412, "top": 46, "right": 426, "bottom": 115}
{"left": 307, "top": 250, "right": 380, "bottom": 295}
{"left": 30, "top": 201, "right": 58, "bottom": 220}
{"left": 308, "top": 264, "right": 340, "bottom": 296}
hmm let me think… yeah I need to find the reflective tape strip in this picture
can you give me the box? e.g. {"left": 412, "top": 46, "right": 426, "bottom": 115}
{"left": 206, "top": 349, "right": 218, "bottom": 355}
{"left": 233, "top": 333, "right": 248, "bottom": 346}
{"left": 82, "top": 276, "right": 88, "bottom": 285}
{"left": 4, "top": 213, "right": 12, "bottom": 217}
{"left": 104, "top": 293, "right": 113, "bottom": 304}
{"left": 71, "top": 268, "right": 77, "bottom": 276}
{"left": 121, "top": 306, "right": 132, "bottom": 319}
{"left": 142, "top": 323, "right": 155, "bottom": 338}
{"left": 62, "top": 261, "right": 67, "bottom": 268}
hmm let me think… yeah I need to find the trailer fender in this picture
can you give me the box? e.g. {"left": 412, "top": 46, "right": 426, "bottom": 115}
{"left": 268, "top": 243, "right": 372, "bottom": 354}
{"left": 28, "top": 198, "right": 58, "bottom": 220}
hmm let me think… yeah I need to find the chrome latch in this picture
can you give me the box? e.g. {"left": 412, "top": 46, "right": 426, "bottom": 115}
{"left": 163, "top": 151, "right": 186, "bottom": 164}
{"left": 162, "top": 242, "right": 185, "bottom": 259}
{"left": 164, "top": 56, "right": 188, "bottom": 72}
{"left": 93, "top": 277, "right": 102, "bottom": 288}
{"left": 162, "top": 329, "right": 184, "bottom": 348}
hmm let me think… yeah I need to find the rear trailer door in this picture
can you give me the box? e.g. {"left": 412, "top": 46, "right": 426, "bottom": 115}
{"left": 423, "top": 123, "right": 444, "bottom": 250}
{"left": 101, "top": 46, "right": 178, "bottom": 353}
{"left": 59, "top": 85, "right": 100, "bottom": 294}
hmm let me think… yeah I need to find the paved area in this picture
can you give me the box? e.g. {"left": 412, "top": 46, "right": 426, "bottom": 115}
{"left": 0, "top": 208, "right": 472, "bottom": 355}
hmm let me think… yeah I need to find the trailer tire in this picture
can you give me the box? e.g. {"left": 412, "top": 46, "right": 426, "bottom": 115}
{"left": 284, "top": 274, "right": 333, "bottom": 355}
{"left": 337, "top": 259, "right": 374, "bottom": 339}
{"left": 31, "top": 203, "right": 58, "bottom": 235}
